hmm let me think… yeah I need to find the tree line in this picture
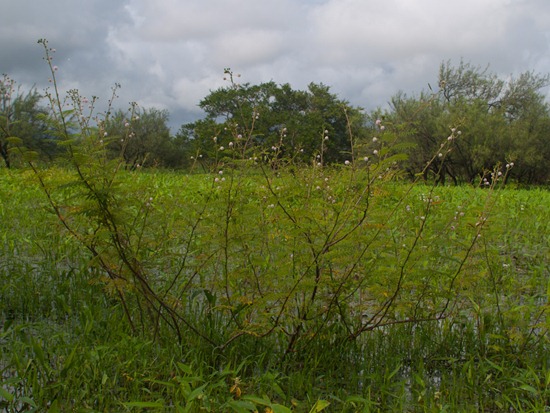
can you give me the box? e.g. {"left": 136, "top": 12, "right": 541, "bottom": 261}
{"left": 1, "top": 62, "right": 549, "bottom": 184}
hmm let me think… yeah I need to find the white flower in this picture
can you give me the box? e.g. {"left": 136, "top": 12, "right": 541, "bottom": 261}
{"left": 344, "top": 160, "right": 350, "bottom": 165}
{"left": 372, "top": 137, "right": 378, "bottom": 142}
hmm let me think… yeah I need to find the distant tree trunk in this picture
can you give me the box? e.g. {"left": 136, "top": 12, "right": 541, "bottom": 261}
{"left": 446, "top": 165, "right": 458, "bottom": 185}
{"left": 437, "top": 168, "right": 445, "bottom": 185}
{"left": 0, "top": 143, "right": 10, "bottom": 168}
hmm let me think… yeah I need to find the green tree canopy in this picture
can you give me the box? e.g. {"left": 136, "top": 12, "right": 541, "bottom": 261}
{"left": 386, "top": 60, "right": 550, "bottom": 185}
{"left": 176, "top": 72, "right": 366, "bottom": 167}
{"left": 105, "top": 106, "right": 176, "bottom": 169}
{"left": 1, "top": 74, "right": 51, "bottom": 168}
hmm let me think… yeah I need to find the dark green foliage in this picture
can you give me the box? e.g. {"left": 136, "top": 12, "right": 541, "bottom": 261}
{"left": 0, "top": 74, "right": 54, "bottom": 168}
{"left": 104, "top": 107, "right": 181, "bottom": 169}
{"left": 176, "top": 71, "right": 366, "bottom": 167}
{"left": 3, "top": 59, "right": 550, "bottom": 185}
{"left": 386, "top": 60, "right": 550, "bottom": 185}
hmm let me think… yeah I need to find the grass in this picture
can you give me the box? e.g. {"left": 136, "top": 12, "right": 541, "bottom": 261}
{"left": 1, "top": 166, "right": 549, "bottom": 412}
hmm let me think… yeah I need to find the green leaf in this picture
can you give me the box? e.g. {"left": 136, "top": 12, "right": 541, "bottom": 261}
{"left": 6, "top": 136, "right": 23, "bottom": 145}
{"left": 203, "top": 288, "right": 217, "bottom": 306}
{"left": 308, "top": 399, "right": 330, "bottom": 413}
{"left": 48, "top": 399, "right": 61, "bottom": 412}
{"left": 385, "top": 363, "right": 401, "bottom": 381}
{"left": 187, "top": 383, "right": 208, "bottom": 402}
{"left": 271, "top": 403, "right": 292, "bottom": 413}
{"left": 176, "top": 362, "right": 193, "bottom": 375}
{"left": 345, "top": 395, "right": 377, "bottom": 407}
{"left": 242, "top": 395, "right": 272, "bottom": 406}
{"left": 519, "top": 384, "right": 538, "bottom": 394}
{"left": 20, "top": 396, "right": 37, "bottom": 407}
{"left": 0, "top": 386, "right": 15, "bottom": 402}
{"left": 227, "top": 399, "right": 256, "bottom": 412}
{"left": 30, "top": 337, "right": 46, "bottom": 367}
{"left": 60, "top": 345, "right": 78, "bottom": 376}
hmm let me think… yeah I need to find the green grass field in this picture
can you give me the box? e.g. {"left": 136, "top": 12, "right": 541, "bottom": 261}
{"left": 1, "top": 166, "right": 549, "bottom": 412}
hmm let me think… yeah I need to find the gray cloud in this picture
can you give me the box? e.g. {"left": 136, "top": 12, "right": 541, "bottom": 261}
{"left": 1, "top": 0, "right": 549, "bottom": 130}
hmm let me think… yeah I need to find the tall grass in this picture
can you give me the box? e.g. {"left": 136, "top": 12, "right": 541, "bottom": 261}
{"left": 1, "top": 167, "right": 549, "bottom": 411}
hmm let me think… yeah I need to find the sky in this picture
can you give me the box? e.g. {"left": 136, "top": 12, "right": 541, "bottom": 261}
{"left": 2, "top": 0, "right": 550, "bottom": 131}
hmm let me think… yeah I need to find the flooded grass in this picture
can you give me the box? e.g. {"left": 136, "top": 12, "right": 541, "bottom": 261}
{"left": 1, "top": 168, "right": 549, "bottom": 411}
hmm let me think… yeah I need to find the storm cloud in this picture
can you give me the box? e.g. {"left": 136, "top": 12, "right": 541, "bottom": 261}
{"left": 2, "top": 0, "right": 549, "bottom": 129}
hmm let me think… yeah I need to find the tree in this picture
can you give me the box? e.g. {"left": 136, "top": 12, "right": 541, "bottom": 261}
{"left": 386, "top": 61, "right": 550, "bottom": 184}
{"left": 105, "top": 106, "right": 174, "bottom": 169}
{"left": 0, "top": 74, "right": 51, "bottom": 168}
{"left": 176, "top": 72, "right": 366, "bottom": 167}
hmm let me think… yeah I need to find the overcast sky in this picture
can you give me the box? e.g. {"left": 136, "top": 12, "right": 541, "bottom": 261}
{"left": 2, "top": 0, "right": 549, "bottom": 130}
